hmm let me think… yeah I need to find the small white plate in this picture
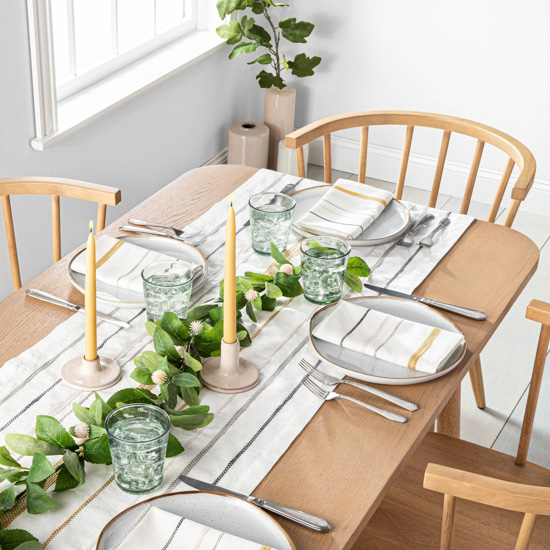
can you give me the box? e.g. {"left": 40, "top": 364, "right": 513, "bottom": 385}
{"left": 68, "top": 235, "right": 207, "bottom": 309}
{"left": 96, "top": 491, "right": 295, "bottom": 550}
{"left": 290, "top": 185, "right": 411, "bottom": 246}
{"left": 310, "top": 296, "right": 466, "bottom": 385}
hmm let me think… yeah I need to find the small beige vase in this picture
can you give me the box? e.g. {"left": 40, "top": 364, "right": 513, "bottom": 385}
{"left": 264, "top": 84, "right": 296, "bottom": 170}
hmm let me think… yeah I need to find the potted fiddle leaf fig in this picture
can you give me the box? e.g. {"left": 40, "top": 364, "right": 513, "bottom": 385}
{"left": 216, "top": 0, "right": 322, "bottom": 169}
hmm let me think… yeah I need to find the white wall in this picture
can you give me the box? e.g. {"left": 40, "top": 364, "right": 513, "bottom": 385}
{"left": 282, "top": 0, "right": 550, "bottom": 212}
{"left": 0, "top": 0, "right": 263, "bottom": 299}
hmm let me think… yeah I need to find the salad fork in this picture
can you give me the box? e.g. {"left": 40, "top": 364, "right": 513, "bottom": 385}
{"left": 302, "top": 377, "right": 408, "bottom": 423}
{"left": 127, "top": 219, "right": 200, "bottom": 238}
{"left": 299, "top": 359, "right": 418, "bottom": 411}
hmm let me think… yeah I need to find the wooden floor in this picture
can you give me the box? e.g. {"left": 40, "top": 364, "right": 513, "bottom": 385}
{"left": 307, "top": 164, "right": 550, "bottom": 468}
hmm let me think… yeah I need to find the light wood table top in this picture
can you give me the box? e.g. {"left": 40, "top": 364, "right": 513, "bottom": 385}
{"left": 0, "top": 165, "right": 539, "bottom": 549}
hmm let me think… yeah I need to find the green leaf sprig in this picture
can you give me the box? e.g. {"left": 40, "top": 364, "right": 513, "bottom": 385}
{"left": 216, "top": 0, "right": 321, "bottom": 89}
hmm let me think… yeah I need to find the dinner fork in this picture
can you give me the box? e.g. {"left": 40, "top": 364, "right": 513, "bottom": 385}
{"left": 299, "top": 359, "right": 418, "bottom": 411}
{"left": 399, "top": 213, "right": 435, "bottom": 247}
{"left": 127, "top": 219, "right": 200, "bottom": 238}
{"left": 418, "top": 217, "right": 451, "bottom": 248}
{"left": 302, "top": 377, "right": 408, "bottom": 423}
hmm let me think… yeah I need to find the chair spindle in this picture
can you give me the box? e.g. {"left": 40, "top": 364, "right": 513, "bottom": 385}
{"left": 441, "top": 494, "right": 457, "bottom": 550}
{"left": 488, "top": 157, "right": 515, "bottom": 223}
{"left": 358, "top": 126, "right": 369, "bottom": 183}
{"left": 323, "top": 134, "right": 332, "bottom": 183}
{"left": 52, "top": 195, "right": 61, "bottom": 262}
{"left": 503, "top": 199, "right": 522, "bottom": 228}
{"left": 396, "top": 126, "right": 414, "bottom": 200}
{"left": 296, "top": 147, "right": 306, "bottom": 178}
{"left": 2, "top": 195, "right": 21, "bottom": 290}
{"left": 460, "top": 139, "right": 485, "bottom": 215}
{"left": 96, "top": 203, "right": 107, "bottom": 232}
{"left": 515, "top": 513, "right": 538, "bottom": 550}
{"left": 430, "top": 131, "right": 451, "bottom": 207}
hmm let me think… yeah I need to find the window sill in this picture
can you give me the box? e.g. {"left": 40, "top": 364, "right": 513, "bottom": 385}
{"left": 31, "top": 31, "right": 226, "bottom": 151}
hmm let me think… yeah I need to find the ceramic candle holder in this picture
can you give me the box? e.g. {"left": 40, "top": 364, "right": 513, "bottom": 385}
{"left": 200, "top": 340, "right": 260, "bottom": 393}
{"left": 61, "top": 355, "right": 121, "bottom": 391}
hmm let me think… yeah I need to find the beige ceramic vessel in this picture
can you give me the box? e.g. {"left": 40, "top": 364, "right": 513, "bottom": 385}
{"left": 264, "top": 85, "right": 296, "bottom": 169}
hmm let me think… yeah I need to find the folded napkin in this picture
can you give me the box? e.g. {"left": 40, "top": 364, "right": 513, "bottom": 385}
{"left": 312, "top": 301, "right": 464, "bottom": 374}
{"left": 72, "top": 235, "right": 196, "bottom": 295}
{"left": 295, "top": 180, "right": 394, "bottom": 239}
{"left": 117, "top": 505, "right": 279, "bottom": 550}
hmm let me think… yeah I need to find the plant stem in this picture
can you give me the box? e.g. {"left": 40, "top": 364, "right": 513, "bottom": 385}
{"left": 261, "top": 1, "right": 281, "bottom": 79}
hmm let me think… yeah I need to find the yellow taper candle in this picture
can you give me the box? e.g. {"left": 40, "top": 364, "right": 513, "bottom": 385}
{"left": 84, "top": 221, "right": 98, "bottom": 361}
{"left": 223, "top": 195, "right": 237, "bottom": 344}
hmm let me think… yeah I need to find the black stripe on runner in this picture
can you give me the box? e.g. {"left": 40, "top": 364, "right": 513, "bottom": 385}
{"left": 340, "top": 309, "right": 370, "bottom": 347}
{"left": 161, "top": 517, "right": 184, "bottom": 550}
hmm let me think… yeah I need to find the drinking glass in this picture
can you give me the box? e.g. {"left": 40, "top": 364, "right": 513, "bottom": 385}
{"left": 300, "top": 236, "right": 351, "bottom": 304}
{"left": 105, "top": 404, "right": 170, "bottom": 494}
{"left": 142, "top": 260, "right": 193, "bottom": 322}
{"left": 249, "top": 193, "right": 296, "bottom": 255}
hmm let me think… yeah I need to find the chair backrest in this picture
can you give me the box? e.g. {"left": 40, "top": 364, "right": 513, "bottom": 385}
{"left": 285, "top": 111, "right": 536, "bottom": 228}
{"left": 0, "top": 177, "right": 121, "bottom": 291}
{"left": 424, "top": 298, "right": 550, "bottom": 550}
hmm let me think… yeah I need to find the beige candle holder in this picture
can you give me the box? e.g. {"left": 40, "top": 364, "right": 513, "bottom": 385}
{"left": 61, "top": 355, "right": 121, "bottom": 391}
{"left": 200, "top": 340, "right": 260, "bottom": 393}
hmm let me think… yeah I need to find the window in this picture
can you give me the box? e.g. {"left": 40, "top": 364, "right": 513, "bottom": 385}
{"left": 27, "top": 0, "right": 222, "bottom": 150}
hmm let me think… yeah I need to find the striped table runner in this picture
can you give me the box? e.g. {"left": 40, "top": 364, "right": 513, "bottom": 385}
{"left": 0, "top": 170, "right": 473, "bottom": 549}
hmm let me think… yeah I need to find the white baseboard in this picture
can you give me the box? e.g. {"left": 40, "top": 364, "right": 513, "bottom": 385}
{"left": 202, "top": 148, "right": 228, "bottom": 166}
{"left": 310, "top": 136, "right": 550, "bottom": 217}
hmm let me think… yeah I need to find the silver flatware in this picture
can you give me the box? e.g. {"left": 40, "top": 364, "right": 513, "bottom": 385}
{"left": 418, "top": 217, "right": 451, "bottom": 247}
{"left": 364, "top": 283, "right": 487, "bottom": 321}
{"left": 179, "top": 475, "right": 332, "bottom": 532}
{"left": 303, "top": 376, "right": 408, "bottom": 423}
{"left": 299, "top": 359, "right": 418, "bottom": 411}
{"left": 127, "top": 219, "right": 199, "bottom": 238}
{"left": 26, "top": 289, "right": 130, "bottom": 328}
{"left": 119, "top": 225, "right": 198, "bottom": 245}
{"left": 399, "top": 213, "right": 435, "bottom": 247}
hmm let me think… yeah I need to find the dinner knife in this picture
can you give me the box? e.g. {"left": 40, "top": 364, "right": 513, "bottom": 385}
{"left": 179, "top": 475, "right": 332, "bottom": 532}
{"left": 26, "top": 289, "right": 131, "bottom": 328}
{"left": 363, "top": 283, "right": 487, "bottom": 321}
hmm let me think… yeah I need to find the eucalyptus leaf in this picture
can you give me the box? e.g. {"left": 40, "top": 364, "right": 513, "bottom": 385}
{"left": 270, "top": 242, "right": 291, "bottom": 265}
{"left": 170, "top": 373, "right": 200, "bottom": 388}
{"left": 261, "top": 295, "right": 276, "bottom": 311}
{"left": 154, "top": 327, "right": 181, "bottom": 361}
{"left": 208, "top": 306, "right": 224, "bottom": 323}
{"left": 246, "top": 301, "right": 257, "bottom": 322}
{"left": 236, "top": 323, "right": 252, "bottom": 347}
{"left": 347, "top": 257, "right": 370, "bottom": 278}
{"left": 273, "top": 272, "right": 303, "bottom": 297}
{"left": 266, "top": 282, "right": 283, "bottom": 299}
{"left": 170, "top": 413, "right": 214, "bottom": 430}
{"left": 166, "top": 433, "right": 185, "bottom": 458}
{"left": 0, "top": 445, "right": 21, "bottom": 468}
{"left": 244, "top": 272, "right": 274, "bottom": 282}
{"left": 54, "top": 464, "right": 80, "bottom": 493}
{"left": 14, "top": 541, "right": 45, "bottom": 550}
{"left": 0, "top": 529, "right": 41, "bottom": 550}
{"left": 279, "top": 18, "right": 314, "bottom": 43}
{"left": 145, "top": 321, "right": 158, "bottom": 338}
{"left": 184, "top": 352, "right": 202, "bottom": 372}
{"left": 163, "top": 405, "right": 210, "bottom": 416}
{"left": 252, "top": 293, "right": 263, "bottom": 311}
{"left": 89, "top": 394, "right": 112, "bottom": 427}
{"left": 72, "top": 402, "right": 95, "bottom": 425}
{"left": 26, "top": 481, "right": 55, "bottom": 514}
{"left": 140, "top": 351, "right": 165, "bottom": 372}
{"left": 106, "top": 388, "right": 155, "bottom": 408}
{"left": 160, "top": 382, "right": 178, "bottom": 409}
{"left": 130, "top": 366, "right": 154, "bottom": 385}
{"left": 0, "top": 467, "right": 22, "bottom": 483}
{"left": 5, "top": 435, "right": 62, "bottom": 457}
{"left": 27, "top": 453, "right": 55, "bottom": 483}
{"left": 236, "top": 330, "right": 247, "bottom": 341}
{"left": 0, "top": 485, "right": 15, "bottom": 511}
{"left": 187, "top": 304, "right": 219, "bottom": 321}
{"left": 35, "top": 416, "right": 75, "bottom": 449}
{"left": 82, "top": 436, "right": 112, "bottom": 465}
{"left": 179, "top": 386, "right": 200, "bottom": 407}
{"left": 344, "top": 270, "right": 362, "bottom": 293}
{"left": 160, "top": 312, "right": 189, "bottom": 343}
{"left": 63, "top": 450, "right": 86, "bottom": 484}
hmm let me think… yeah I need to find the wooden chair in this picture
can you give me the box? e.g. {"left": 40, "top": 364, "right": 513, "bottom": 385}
{"left": 0, "top": 177, "right": 121, "bottom": 291}
{"left": 286, "top": 111, "right": 537, "bottom": 411}
{"left": 354, "top": 299, "right": 550, "bottom": 550}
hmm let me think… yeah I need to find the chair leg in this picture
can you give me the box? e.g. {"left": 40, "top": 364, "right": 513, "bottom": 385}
{"left": 469, "top": 357, "right": 486, "bottom": 409}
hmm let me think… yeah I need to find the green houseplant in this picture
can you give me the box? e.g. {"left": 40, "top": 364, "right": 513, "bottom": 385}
{"left": 216, "top": 0, "right": 322, "bottom": 169}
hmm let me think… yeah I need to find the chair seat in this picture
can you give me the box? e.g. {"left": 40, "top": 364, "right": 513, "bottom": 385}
{"left": 354, "top": 433, "right": 550, "bottom": 549}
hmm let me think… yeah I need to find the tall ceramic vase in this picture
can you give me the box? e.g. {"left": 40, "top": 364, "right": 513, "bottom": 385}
{"left": 264, "top": 85, "right": 296, "bottom": 170}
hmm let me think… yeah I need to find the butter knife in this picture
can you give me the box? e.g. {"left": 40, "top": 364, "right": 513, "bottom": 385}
{"left": 26, "top": 289, "right": 130, "bottom": 328}
{"left": 179, "top": 475, "right": 332, "bottom": 532}
{"left": 364, "top": 283, "right": 487, "bottom": 321}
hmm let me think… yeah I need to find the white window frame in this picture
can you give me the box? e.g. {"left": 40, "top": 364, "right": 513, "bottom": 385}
{"left": 27, "top": 0, "right": 224, "bottom": 151}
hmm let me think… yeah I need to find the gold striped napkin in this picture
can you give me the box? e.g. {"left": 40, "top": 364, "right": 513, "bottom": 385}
{"left": 295, "top": 180, "right": 394, "bottom": 239}
{"left": 117, "top": 506, "right": 276, "bottom": 550}
{"left": 312, "top": 301, "right": 464, "bottom": 374}
{"left": 72, "top": 235, "right": 198, "bottom": 294}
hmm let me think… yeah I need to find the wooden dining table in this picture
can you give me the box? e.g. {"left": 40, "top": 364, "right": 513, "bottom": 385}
{"left": 0, "top": 165, "right": 539, "bottom": 549}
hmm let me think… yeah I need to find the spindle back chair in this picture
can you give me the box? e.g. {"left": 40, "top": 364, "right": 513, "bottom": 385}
{"left": 0, "top": 177, "right": 121, "bottom": 291}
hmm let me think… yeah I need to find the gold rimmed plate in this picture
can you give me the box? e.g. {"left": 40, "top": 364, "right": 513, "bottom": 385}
{"left": 290, "top": 185, "right": 411, "bottom": 247}
{"left": 309, "top": 296, "right": 466, "bottom": 385}
{"left": 68, "top": 235, "right": 207, "bottom": 309}
{"left": 96, "top": 491, "right": 295, "bottom": 550}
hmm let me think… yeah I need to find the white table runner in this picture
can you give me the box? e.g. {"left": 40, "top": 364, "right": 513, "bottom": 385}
{"left": 0, "top": 169, "right": 473, "bottom": 549}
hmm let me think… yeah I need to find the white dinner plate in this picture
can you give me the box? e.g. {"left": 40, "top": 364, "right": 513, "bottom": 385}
{"left": 290, "top": 185, "right": 411, "bottom": 246}
{"left": 96, "top": 491, "right": 295, "bottom": 550}
{"left": 310, "top": 296, "right": 466, "bottom": 385}
{"left": 68, "top": 235, "right": 207, "bottom": 309}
